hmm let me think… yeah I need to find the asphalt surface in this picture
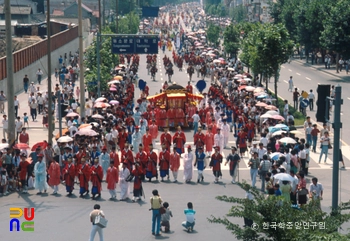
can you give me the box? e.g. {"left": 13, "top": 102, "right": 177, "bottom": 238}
{"left": 2, "top": 7, "right": 350, "bottom": 241}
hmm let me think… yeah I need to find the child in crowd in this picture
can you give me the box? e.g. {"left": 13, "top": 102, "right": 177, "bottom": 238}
{"left": 0, "top": 169, "right": 8, "bottom": 196}
{"left": 161, "top": 202, "right": 173, "bottom": 233}
{"left": 182, "top": 202, "right": 196, "bottom": 232}
{"left": 23, "top": 113, "right": 29, "bottom": 128}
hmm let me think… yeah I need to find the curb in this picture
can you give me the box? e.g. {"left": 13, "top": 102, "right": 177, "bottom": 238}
{"left": 292, "top": 59, "right": 348, "bottom": 79}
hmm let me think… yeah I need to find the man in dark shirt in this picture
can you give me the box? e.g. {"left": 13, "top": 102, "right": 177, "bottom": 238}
{"left": 23, "top": 75, "right": 29, "bottom": 93}
{"left": 293, "top": 88, "right": 300, "bottom": 110}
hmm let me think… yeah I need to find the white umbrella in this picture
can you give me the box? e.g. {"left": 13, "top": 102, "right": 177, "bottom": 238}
{"left": 279, "top": 137, "right": 297, "bottom": 144}
{"left": 245, "top": 86, "right": 255, "bottom": 92}
{"left": 95, "top": 97, "right": 107, "bottom": 102}
{"left": 290, "top": 130, "right": 301, "bottom": 134}
{"left": 92, "top": 114, "right": 104, "bottom": 119}
{"left": 266, "top": 110, "right": 279, "bottom": 116}
{"left": 271, "top": 130, "right": 286, "bottom": 137}
{"left": 260, "top": 113, "right": 272, "bottom": 119}
{"left": 75, "top": 129, "right": 99, "bottom": 137}
{"left": 66, "top": 112, "right": 79, "bottom": 118}
{"left": 57, "top": 136, "right": 74, "bottom": 143}
{"left": 108, "top": 80, "right": 120, "bottom": 85}
{"left": 273, "top": 173, "right": 295, "bottom": 182}
{"left": 90, "top": 122, "right": 100, "bottom": 127}
{"left": 227, "top": 67, "right": 234, "bottom": 71}
{"left": 0, "top": 143, "right": 9, "bottom": 149}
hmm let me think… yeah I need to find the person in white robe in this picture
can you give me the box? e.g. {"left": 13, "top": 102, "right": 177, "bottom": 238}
{"left": 119, "top": 162, "right": 130, "bottom": 201}
{"left": 99, "top": 147, "right": 110, "bottom": 179}
{"left": 214, "top": 128, "right": 224, "bottom": 154}
{"left": 183, "top": 146, "right": 194, "bottom": 183}
{"left": 220, "top": 118, "right": 230, "bottom": 149}
{"left": 34, "top": 154, "right": 49, "bottom": 194}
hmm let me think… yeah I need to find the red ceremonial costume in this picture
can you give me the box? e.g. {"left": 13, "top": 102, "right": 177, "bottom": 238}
{"left": 194, "top": 132, "right": 206, "bottom": 149}
{"left": 159, "top": 149, "right": 170, "bottom": 178}
{"left": 63, "top": 163, "right": 75, "bottom": 193}
{"left": 121, "top": 148, "right": 134, "bottom": 171}
{"left": 48, "top": 161, "right": 61, "bottom": 186}
{"left": 172, "top": 131, "right": 186, "bottom": 154}
{"left": 167, "top": 107, "right": 176, "bottom": 127}
{"left": 106, "top": 166, "right": 119, "bottom": 190}
{"left": 110, "top": 151, "right": 120, "bottom": 169}
{"left": 205, "top": 132, "right": 214, "bottom": 152}
{"left": 135, "top": 150, "right": 148, "bottom": 171}
{"left": 90, "top": 164, "right": 103, "bottom": 195}
{"left": 78, "top": 162, "right": 91, "bottom": 194}
{"left": 142, "top": 133, "right": 153, "bottom": 153}
{"left": 18, "top": 159, "right": 30, "bottom": 181}
{"left": 149, "top": 124, "right": 159, "bottom": 141}
{"left": 146, "top": 150, "right": 158, "bottom": 180}
{"left": 169, "top": 152, "right": 180, "bottom": 172}
{"left": 158, "top": 108, "right": 167, "bottom": 127}
{"left": 160, "top": 132, "right": 172, "bottom": 150}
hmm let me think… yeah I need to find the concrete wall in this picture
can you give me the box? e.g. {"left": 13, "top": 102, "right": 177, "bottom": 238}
{"left": 0, "top": 32, "right": 94, "bottom": 95}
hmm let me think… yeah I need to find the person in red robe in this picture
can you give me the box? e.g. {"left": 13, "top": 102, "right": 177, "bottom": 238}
{"left": 118, "top": 127, "right": 128, "bottom": 150}
{"left": 238, "top": 128, "right": 248, "bottom": 157}
{"left": 110, "top": 146, "right": 120, "bottom": 169}
{"left": 194, "top": 127, "right": 206, "bottom": 151}
{"left": 131, "top": 163, "right": 144, "bottom": 202}
{"left": 135, "top": 144, "right": 148, "bottom": 172}
{"left": 75, "top": 147, "right": 88, "bottom": 182}
{"left": 90, "top": 158, "right": 103, "bottom": 200}
{"left": 146, "top": 144, "right": 158, "bottom": 182}
{"left": 121, "top": 144, "right": 134, "bottom": 172}
{"left": 205, "top": 126, "right": 214, "bottom": 157}
{"left": 209, "top": 146, "right": 223, "bottom": 183}
{"left": 106, "top": 161, "right": 119, "bottom": 199}
{"left": 78, "top": 157, "right": 91, "bottom": 197}
{"left": 167, "top": 106, "right": 176, "bottom": 128}
{"left": 159, "top": 144, "right": 170, "bottom": 181}
{"left": 159, "top": 105, "right": 167, "bottom": 128}
{"left": 149, "top": 120, "right": 159, "bottom": 147}
{"left": 172, "top": 126, "right": 186, "bottom": 154}
{"left": 142, "top": 128, "right": 153, "bottom": 153}
{"left": 169, "top": 146, "right": 180, "bottom": 182}
{"left": 48, "top": 158, "right": 61, "bottom": 194}
{"left": 160, "top": 127, "right": 172, "bottom": 151}
{"left": 63, "top": 158, "right": 75, "bottom": 195}
{"left": 245, "top": 119, "right": 255, "bottom": 147}
{"left": 176, "top": 107, "right": 185, "bottom": 127}
{"left": 186, "top": 81, "right": 193, "bottom": 93}
{"left": 18, "top": 152, "right": 31, "bottom": 193}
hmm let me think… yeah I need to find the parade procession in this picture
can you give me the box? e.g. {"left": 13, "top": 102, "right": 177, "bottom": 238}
{"left": 1, "top": 0, "right": 350, "bottom": 240}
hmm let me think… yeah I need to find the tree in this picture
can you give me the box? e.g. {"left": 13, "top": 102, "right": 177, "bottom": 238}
{"left": 109, "top": 12, "right": 140, "bottom": 34}
{"left": 223, "top": 24, "right": 240, "bottom": 58}
{"left": 321, "top": 0, "right": 350, "bottom": 72}
{"left": 208, "top": 182, "right": 350, "bottom": 241}
{"left": 230, "top": 5, "right": 247, "bottom": 23}
{"left": 84, "top": 27, "right": 119, "bottom": 94}
{"left": 207, "top": 24, "right": 220, "bottom": 46}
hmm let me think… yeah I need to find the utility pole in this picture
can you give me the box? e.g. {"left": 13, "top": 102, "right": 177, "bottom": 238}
{"left": 4, "top": 0, "right": 15, "bottom": 146}
{"left": 116, "top": 0, "right": 119, "bottom": 33}
{"left": 97, "top": 0, "right": 102, "bottom": 97}
{"left": 332, "top": 85, "right": 342, "bottom": 214}
{"left": 78, "top": 0, "right": 85, "bottom": 118}
{"left": 98, "top": 0, "right": 102, "bottom": 32}
{"left": 47, "top": 0, "right": 53, "bottom": 144}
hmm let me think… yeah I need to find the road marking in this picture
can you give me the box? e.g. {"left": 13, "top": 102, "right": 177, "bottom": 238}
{"left": 306, "top": 77, "right": 311, "bottom": 80}
{"left": 160, "top": 73, "right": 162, "bottom": 76}
{"left": 296, "top": 73, "right": 301, "bottom": 76}
{"left": 161, "top": 78, "right": 163, "bottom": 81}
{"left": 283, "top": 80, "right": 288, "bottom": 83}
{"left": 347, "top": 97, "right": 350, "bottom": 100}
{"left": 288, "top": 69, "right": 292, "bottom": 72}
{"left": 281, "top": 66, "right": 285, "bottom": 68}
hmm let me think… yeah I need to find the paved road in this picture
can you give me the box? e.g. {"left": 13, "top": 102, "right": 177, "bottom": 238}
{"left": 2, "top": 9, "right": 350, "bottom": 241}
{"left": 278, "top": 60, "right": 350, "bottom": 144}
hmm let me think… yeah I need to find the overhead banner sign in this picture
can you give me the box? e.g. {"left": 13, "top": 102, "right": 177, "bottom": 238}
{"left": 112, "top": 35, "right": 159, "bottom": 54}
{"left": 142, "top": 7, "right": 159, "bottom": 17}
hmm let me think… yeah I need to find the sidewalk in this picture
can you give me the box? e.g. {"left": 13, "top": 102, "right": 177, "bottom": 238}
{"left": 293, "top": 58, "right": 350, "bottom": 79}
{"left": 2, "top": 73, "right": 83, "bottom": 129}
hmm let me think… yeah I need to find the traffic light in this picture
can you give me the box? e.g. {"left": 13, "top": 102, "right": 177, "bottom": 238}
{"left": 316, "top": 84, "right": 330, "bottom": 123}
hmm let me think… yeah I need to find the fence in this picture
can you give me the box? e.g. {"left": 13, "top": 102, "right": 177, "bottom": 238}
{"left": 0, "top": 26, "right": 78, "bottom": 81}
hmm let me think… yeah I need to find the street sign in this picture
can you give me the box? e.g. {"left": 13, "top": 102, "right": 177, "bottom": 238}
{"left": 112, "top": 37, "right": 134, "bottom": 54}
{"left": 142, "top": 7, "right": 159, "bottom": 17}
{"left": 300, "top": 98, "right": 309, "bottom": 108}
{"left": 111, "top": 35, "right": 158, "bottom": 54}
{"left": 134, "top": 35, "right": 158, "bottom": 54}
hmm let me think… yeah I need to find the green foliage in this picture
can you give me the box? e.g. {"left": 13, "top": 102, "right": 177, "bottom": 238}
{"left": 109, "top": 12, "right": 140, "bottom": 34}
{"left": 84, "top": 27, "right": 119, "bottom": 93}
{"left": 320, "top": 0, "right": 350, "bottom": 56}
{"left": 207, "top": 24, "right": 220, "bottom": 45}
{"left": 223, "top": 24, "right": 240, "bottom": 58}
{"left": 208, "top": 182, "right": 350, "bottom": 241}
{"left": 229, "top": 5, "right": 247, "bottom": 23}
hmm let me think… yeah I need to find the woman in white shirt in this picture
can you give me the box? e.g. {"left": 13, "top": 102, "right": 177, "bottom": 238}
{"left": 318, "top": 131, "right": 330, "bottom": 163}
